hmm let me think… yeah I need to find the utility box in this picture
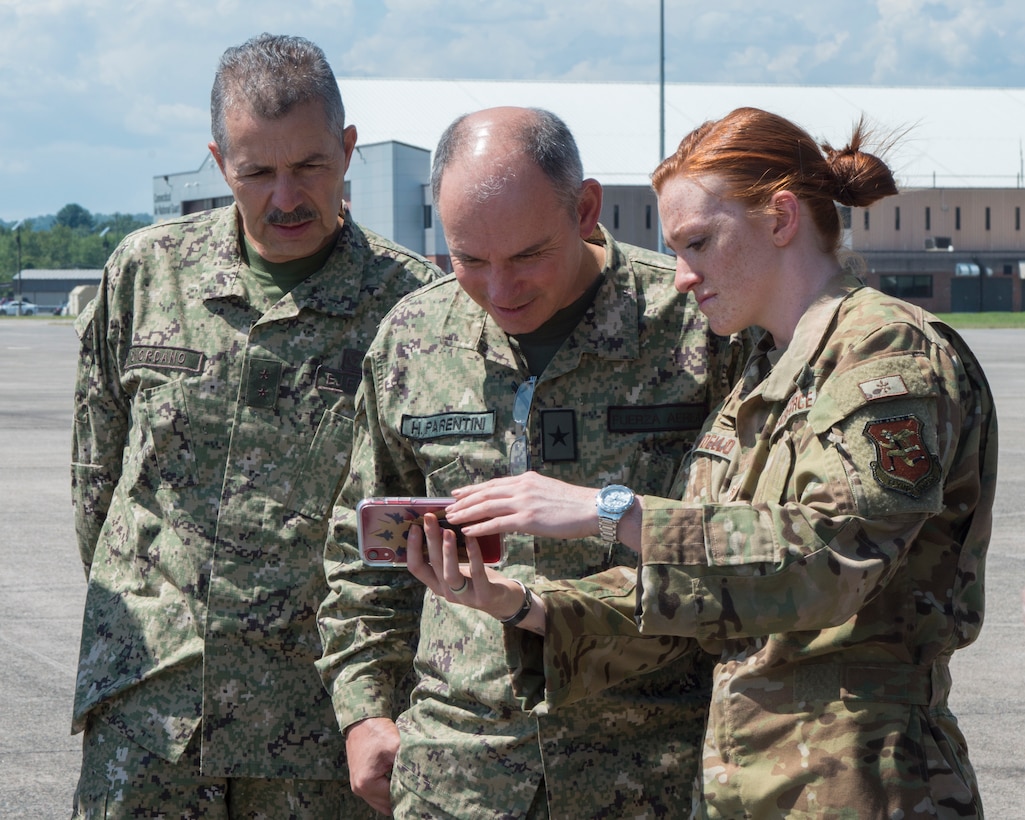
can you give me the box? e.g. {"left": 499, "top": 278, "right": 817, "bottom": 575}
{"left": 68, "top": 284, "right": 98, "bottom": 317}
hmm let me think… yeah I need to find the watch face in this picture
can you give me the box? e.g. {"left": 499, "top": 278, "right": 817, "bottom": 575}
{"left": 600, "top": 485, "right": 634, "bottom": 514}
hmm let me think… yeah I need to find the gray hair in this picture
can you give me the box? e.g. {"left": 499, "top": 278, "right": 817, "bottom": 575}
{"left": 430, "top": 108, "right": 585, "bottom": 213}
{"left": 210, "top": 33, "right": 346, "bottom": 158}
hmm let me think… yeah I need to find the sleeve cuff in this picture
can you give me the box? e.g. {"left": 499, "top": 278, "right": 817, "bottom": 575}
{"left": 330, "top": 677, "right": 400, "bottom": 734}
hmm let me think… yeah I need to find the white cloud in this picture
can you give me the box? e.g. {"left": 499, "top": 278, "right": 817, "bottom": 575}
{"left": 4, "top": 0, "right": 1025, "bottom": 221}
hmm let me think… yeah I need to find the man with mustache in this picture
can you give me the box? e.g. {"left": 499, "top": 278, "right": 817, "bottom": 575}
{"left": 69, "top": 33, "right": 439, "bottom": 818}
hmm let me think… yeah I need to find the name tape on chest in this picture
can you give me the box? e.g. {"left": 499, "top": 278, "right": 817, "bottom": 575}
{"left": 694, "top": 431, "right": 738, "bottom": 458}
{"left": 125, "top": 345, "right": 204, "bottom": 374}
{"left": 607, "top": 402, "right": 707, "bottom": 433}
{"left": 401, "top": 412, "right": 497, "bottom": 440}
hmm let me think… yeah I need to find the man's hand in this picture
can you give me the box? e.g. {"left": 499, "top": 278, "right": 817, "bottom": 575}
{"left": 345, "top": 717, "right": 400, "bottom": 815}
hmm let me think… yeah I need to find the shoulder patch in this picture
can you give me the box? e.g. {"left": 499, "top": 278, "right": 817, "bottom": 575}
{"left": 808, "top": 357, "right": 933, "bottom": 434}
{"left": 863, "top": 414, "right": 941, "bottom": 498}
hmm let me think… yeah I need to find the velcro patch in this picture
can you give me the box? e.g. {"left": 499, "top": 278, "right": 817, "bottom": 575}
{"left": 401, "top": 412, "right": 495, "bottom": 440}
{"left": 541, "top": 409, "right": 577, "bottom": 462}
{"left": 316, "top": 366, "right": 359, "bottom": 395}
{"left": 775, "top": 386, "right": 817, "bottom": 434}
{"left": 125, "top": 345, "right": 204, "bottom": 374}
{"left": 317, "top": 366, "right": 362, "bottom": 399}
{"left": 694, "top": 431, "right": 738, "bottom": 458}
{"left": 863, "top": 414, "right": 940, "bottom": 498}
{"left": 316, "top": 349, "right": 363, "bottom": 395}
{"left": 607, "top": 403, "right": 706, "bottom": 433}
{"left": 858, "top": 374, "right": 909, "bottom": 401}
{"left": 245, "top": 358, "right": 282, "bottom": 408}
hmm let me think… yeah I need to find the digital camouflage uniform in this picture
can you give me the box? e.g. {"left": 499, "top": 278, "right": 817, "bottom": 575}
{"left": 533, "top": 275, "right": 997, "bottom": 819}
{"left": 317, "top": 225, "right": 750, "bottom": 819}
{"left": 71, "top": 205, "right": 439, "bottom": 811}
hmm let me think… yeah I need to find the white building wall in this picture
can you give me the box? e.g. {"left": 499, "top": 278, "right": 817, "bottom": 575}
{"left": 346, "top": 141, "right": 431, "bottom": 254}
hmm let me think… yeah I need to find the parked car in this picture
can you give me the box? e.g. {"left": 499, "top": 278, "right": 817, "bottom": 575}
{"left": 53, "top": 302, "right": 69, "bottom": 316}
{"left": 0, "top": 300, "right": 37, "bottom": 316}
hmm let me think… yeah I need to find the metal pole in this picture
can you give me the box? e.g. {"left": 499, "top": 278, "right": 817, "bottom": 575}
{"left": 13, "top": 220, "right": 23, "bottom": 315}
{"left": 660, "top": 0, "right": 665, "bottom": 167}
{"left": 658, "top": 0, "right": 666, "bottom": 255}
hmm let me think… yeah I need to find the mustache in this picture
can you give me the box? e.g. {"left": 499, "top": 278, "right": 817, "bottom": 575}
{"left": 265, "top": 206, "right": 318, "bottom": 225}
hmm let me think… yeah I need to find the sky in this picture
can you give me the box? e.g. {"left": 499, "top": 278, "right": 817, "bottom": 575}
{"left": 3, "top": 0, "right": 1025, "bottom": 224}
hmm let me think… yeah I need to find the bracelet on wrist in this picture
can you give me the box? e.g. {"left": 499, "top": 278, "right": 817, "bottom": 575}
{"left": 499, "top": 579, "right": 533, "bottom": 627}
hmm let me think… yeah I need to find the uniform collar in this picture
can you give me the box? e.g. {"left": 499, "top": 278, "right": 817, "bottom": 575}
{"left": 198, "top": 205, "right": 371, "bottom": 318}
{"left": 443, "top": 223, "right": 642, "bottom": 375}
{"left": 759, "top": 273, "right": 863, "bottom": 401}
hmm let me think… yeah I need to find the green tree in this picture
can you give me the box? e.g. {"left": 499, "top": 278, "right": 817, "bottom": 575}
{"left": 55, "top": 203, "right": 94, "bottom": 231}
{"left": 0, "top": 213, "right": 151, "bottom": 287}
{"left": 97, "top": 213, "right": 149, "bottom": 235}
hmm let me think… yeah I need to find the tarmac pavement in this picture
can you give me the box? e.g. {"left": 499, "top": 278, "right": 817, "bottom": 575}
{"left": 1, "top": 319, "right": 1023, "bottom": 818}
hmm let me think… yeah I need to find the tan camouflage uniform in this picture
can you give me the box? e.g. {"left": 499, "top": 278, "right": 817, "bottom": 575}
{"left": 70, "top": 204, "right": 439, "bottom": 813}
{"left": 317, "top": 225, "right": 750, "bottom": 819}
{"left": 533, "top": 275, "right": 997, "bottom": 819}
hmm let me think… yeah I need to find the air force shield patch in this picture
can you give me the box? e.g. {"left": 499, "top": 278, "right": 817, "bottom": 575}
{"left": 863, "top": 414, "right": 941, "bottom": 498}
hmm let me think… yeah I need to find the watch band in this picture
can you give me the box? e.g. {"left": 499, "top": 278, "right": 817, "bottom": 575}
{"left": 598, "top": 515, "right": 619, "bottom": 544}
{"left": 499, "top": 579, "right": 533, "bottom": 627}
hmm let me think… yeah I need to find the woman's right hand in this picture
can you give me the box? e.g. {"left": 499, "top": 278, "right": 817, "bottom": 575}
{"left": 443, "top": 473, "right": 601, "bottom": 541}
{"left": 406, "top": 513, "right": 524, "bottom": 619}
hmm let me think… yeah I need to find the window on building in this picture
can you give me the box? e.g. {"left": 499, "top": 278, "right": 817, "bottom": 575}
{"left": 1004, "top": 264, "right": 1014, "bottom": 275}
{"left": 956, "top": 206, "right": 961, "bottom": 230}
{"left": 645, "top": 204, "right": 652, "bottom": 230}
{"left": 894, "top": 206, "right": 901, "bottom": 230}
{"left": 864, "top": 210, "right": 870, "bottom": 230}
{"left": 423, "top": 204, "right": 432, "bottom": 229}
{"left": 839, "top": 205, "right": 851, "bottom": 229}
{"left": 880, "top": 274, "right": 933, "bottom": 299}
{"left": 1017, "top": 206, "right": 1021, "bottom": 231}
{"left": 613, "top": 204, "right": 620, "bottom": 230}
{"left": 925, "top": 206, "right": 931, "bottom": 231}
{"left": 985, "top": 206, "right": 991, "bottom": 231}
{"left": 182, "top": 198, "right": 213, "bottom": 215}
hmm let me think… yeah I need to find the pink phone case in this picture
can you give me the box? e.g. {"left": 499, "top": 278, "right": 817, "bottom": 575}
{"left": 356, "top": 497, "right": 506, "bottom": 567}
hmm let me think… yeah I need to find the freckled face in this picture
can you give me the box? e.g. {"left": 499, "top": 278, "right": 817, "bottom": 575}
{"left": 438, "top": 160, "right": 595, "bottom": 336}
{"left": 210, "top": 100, "right": 356, "bottom": 263}
{"left": 658, "top": 174, "right": 778, "bottom": 337}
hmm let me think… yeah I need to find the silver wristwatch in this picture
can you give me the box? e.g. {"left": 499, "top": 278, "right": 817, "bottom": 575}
{"left": 596, "top": 484, "right": 635, "bottom": 547}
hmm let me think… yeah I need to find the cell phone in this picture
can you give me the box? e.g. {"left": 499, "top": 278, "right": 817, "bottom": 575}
{"left": 356, "top": 497, "right": 506, "bottom": 568}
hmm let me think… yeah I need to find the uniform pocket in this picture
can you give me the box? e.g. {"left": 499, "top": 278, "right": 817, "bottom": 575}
{"left": 627, "top": 447, "right": 685, "bottom": 498}
{"left": 424, "top": 456, "right": 483, "bottom": 497}
{"left": 137, "top": 380, "right": 198, "bottom": 489}
{"left": 287, "top": 409, "right": 354, "bottom": 520}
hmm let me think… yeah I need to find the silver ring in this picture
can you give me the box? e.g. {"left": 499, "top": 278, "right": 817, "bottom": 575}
{"left": 449, "top": 578, "right": 468, "bottom": 595}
